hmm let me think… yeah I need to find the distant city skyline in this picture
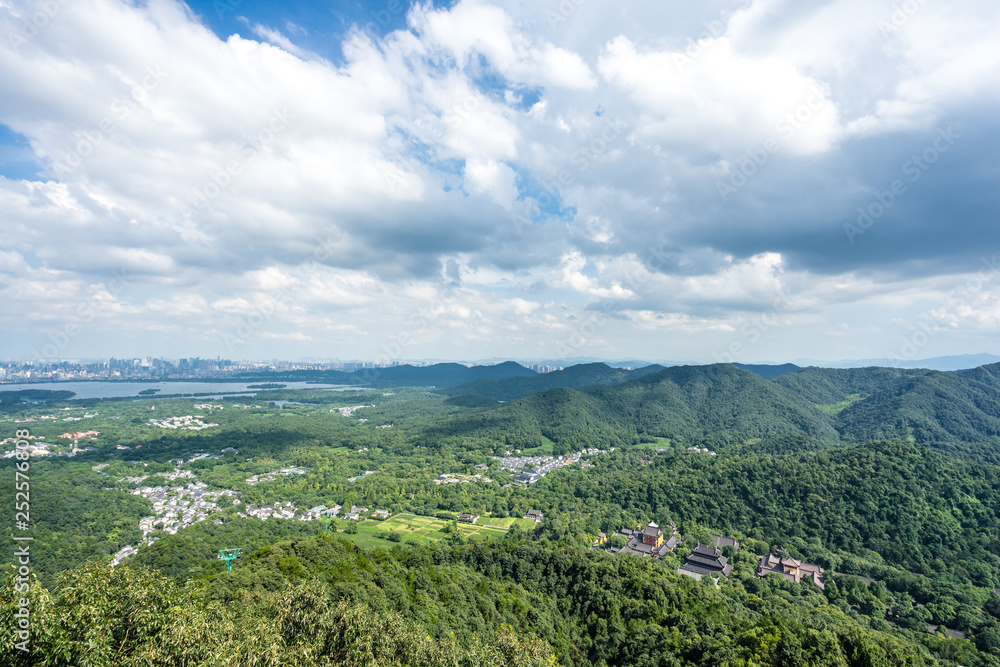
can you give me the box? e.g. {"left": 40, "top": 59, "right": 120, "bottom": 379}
{"left": 2, "top": 1, "right": 999, "bottom": 364}
{"left": 3, "top": 352, "right": 999, "bottom": 382}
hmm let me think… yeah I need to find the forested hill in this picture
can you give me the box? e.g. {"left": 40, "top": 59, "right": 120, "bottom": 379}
{"left": 4, "top": 535, "right": 945, "bottom": 667}
{"left": 732, "top": 362, "right": 801, "bottom": 379}
{"left": 585, "top": 364, "right": 841, "bottom": 447}
{"left": 957, "top": 362, "right": 1000, "bottom": 389}
{"left": 535, "top": 440, "right": 1000, "bottom": 584}
{"left": 435, "top": 364, "right": 840, "bottom": 451}
{"left": 834, "top": 370, "right": 1000, "bottom": 445}
{"left": 773, "top": 366, "right": 931, "bottom": 404}
{"left": 438, "top": 362, "right": 665, "bottom": 401}
{"left": 764, "top": 364, "right": 1000, "bottom": 448}
{"left": 234, "top": 361, "right": 536, "bottom": 387}
{"left": 431, "top": 361, "right": 1000, "bottom": 453}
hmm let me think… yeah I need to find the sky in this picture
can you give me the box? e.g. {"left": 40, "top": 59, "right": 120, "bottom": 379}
{"left": 1, "top": 0, "right": 999, "bottom": 365}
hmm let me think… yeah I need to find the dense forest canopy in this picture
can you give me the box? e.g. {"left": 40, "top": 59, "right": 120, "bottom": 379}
{"left": 6, "top": 360, "right": 1000, "bottom": 664}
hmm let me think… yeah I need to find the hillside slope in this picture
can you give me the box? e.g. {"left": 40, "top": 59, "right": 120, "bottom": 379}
{"left": 434, "top": 364, "right": 840, "bottom": 452}
{"left": 235, "top": 361, "right": 536, "bottom": 387}
{"left": 438, "top": 362, "right": 665, "bottom": 401}
{"left": 834, "top": 370, "right": 1000, "bottom": 444}
{"left": 773, "top": 366, "right": 930, "bottom": 405}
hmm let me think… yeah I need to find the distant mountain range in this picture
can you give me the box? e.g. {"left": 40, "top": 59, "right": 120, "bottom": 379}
{"left": 426, "top": 360, "right": 1000, "bottom": 459}
{"left": 470, "top": 353, "right": 1000, "bottom": 372}
{"left": 439, "top": 362, "right": 666, "bottom": 401}
{"left": 788, "top": 353, "right": 1000, "bottom": 371}
{"left": 239, "top": 356, "right": 1000, "bottom": 457}
{"left": 238, "top": 361, "right": 536, "bottom": 387}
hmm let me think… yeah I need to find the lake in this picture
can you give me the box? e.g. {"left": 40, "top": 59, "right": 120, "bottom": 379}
{"left": 0, "top": 381, "right": 354, "bottom": 400}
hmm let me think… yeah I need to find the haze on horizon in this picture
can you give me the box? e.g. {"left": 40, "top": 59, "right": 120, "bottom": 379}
{"left": 1, "top": 0, "right": 999, "bottom": 365}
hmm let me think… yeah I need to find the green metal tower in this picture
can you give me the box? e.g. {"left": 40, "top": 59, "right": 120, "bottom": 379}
{"left": 217, "top": 548, "right": 242, "bottom": 571}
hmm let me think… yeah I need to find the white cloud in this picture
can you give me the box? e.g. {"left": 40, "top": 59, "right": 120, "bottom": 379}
{"left": 599, "top": 34, "right": 841, "bottom": 156}
{"left": 463, "top": 159, "right": 518, "bottom": 210}
{"left": 409, "top": 0, "right": 596, "bottom": 90}
{"left": 242, "top": 20, "right": 311, "bottom": 59}
{"left": 0, "top": 0, "right": 996, "bottom": 361}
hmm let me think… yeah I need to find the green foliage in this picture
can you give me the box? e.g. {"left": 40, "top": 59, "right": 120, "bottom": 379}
{"left": 834, "top": 370, "right": 1000, "bottom": 447}
{"left": 439, "top": 362, "right": 665, "bottom": 401}
{"left": 0, "top": 561, "right": 556, "bottom": 667}
{"left": 773, "top": 367, "right": 929, "bottom": 405}
{"left": 0, "top": 389, "right": 76, "bottom": 407}
{"left": 431, "top": 364, "right": 841, "bottom": 453}
{"left": 13, "top": 362, "right": 1000, "bottom": 666}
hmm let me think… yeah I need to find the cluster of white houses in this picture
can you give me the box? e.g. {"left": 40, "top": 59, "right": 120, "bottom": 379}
{"left": 457, "top": 510, "right": 544, "bottom": 524}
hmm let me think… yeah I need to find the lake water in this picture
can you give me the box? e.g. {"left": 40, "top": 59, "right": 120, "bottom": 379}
{"left": 0, "top": 381, "right": 354, "bottom": 400}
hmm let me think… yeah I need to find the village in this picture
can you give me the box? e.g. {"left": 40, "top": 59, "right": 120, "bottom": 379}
{"left": 246, "top": 467, "right": 308, "bottom": 485}
{"left": 149, "top": 415, "right": 220, "bottom": 430}
{"left": 434, "top": 472, "right": 492, "bottom": 485}
{"left": 1, "top": 430, "right": 100, "bottom": 458}
{"left": 492, "top": 447, "right": 612, "bottom": 485}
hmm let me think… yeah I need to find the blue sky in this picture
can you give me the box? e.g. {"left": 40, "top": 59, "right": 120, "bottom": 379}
{"left": 185, "top": 0, "right": 432, "bottom": 60}
{"left": 1, "top": 0, "right": 999, "bottom": 364}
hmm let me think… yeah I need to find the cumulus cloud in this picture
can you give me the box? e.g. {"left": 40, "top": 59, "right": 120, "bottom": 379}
{"left": 0, "top": 0, "right": 997, "bottom": 362}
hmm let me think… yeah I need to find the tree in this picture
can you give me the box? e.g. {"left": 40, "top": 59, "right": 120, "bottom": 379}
{"left": 774, "top": 631, "right": 805, "bottom": 667}
{"left": 977, "top": 627, "right": 1000, "bottom": 653}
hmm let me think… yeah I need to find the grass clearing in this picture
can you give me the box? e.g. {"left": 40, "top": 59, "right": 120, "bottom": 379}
{"left": 327, "top": 513, "right": 516, "bottom": 549}
{"left": 815, "top": 393, "right": 864, "bottom": 415}
{"left": 475, "top": 517, "right": 537, "bottom": 530}
{"left": 520, "top": 436, "right": 556, "bottom": 456}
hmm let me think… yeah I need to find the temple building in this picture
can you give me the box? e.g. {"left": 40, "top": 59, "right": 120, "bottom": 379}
{"left": 756, "top": 554, "right": 825, "bottom": 589}
{"left": 680, "top": 543, "right": 733, "bottom": 578}
{"left": 611, "top": 522, "right": 681, "bottom": 558}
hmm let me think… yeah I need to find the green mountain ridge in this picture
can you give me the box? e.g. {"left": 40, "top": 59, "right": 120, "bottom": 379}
{"left": 438, "top": 362, "right": 666, "bottom": 401}
{"left": 773, "top": 366, "right": 932, "bottom": 405}
{"left": 834, "top": 370, "right": 1000, "bottom": 444}
{"left": 233, "top": 361, "right": 537, "bottom": 387}
{"left": 436, "top": 364, "right": 841, "bottom": 452}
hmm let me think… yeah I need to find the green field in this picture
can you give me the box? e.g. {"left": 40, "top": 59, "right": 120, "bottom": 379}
{"left": 520, "top": 435, "right": 556, "bottom": 456}
{"left": 631, "top": 437, "right": 672, "bottom": 451}
{"left": 328, "top": 513, "right": 525, "bottom": 549}
{"left": 475, "top": 516, "right": 537, "bottom": 530}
